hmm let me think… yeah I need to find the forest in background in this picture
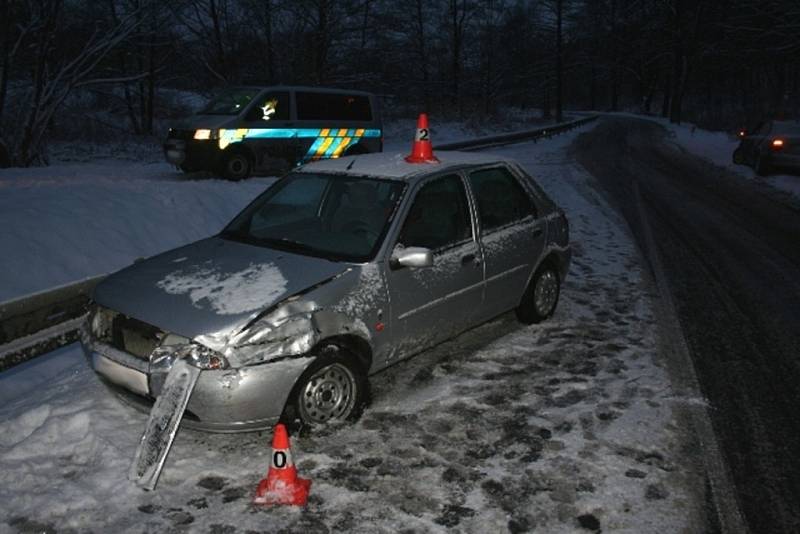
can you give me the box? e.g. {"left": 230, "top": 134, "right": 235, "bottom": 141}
{"left": 1, "top": 0, "right": 799, "bottom": 166}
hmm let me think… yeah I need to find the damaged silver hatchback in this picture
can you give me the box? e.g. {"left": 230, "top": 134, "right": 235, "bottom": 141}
{"left": 81, "top": 151, "right": 571, "bottom": 432}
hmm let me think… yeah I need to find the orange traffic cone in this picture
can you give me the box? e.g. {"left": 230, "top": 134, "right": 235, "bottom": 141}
{"left": 253, "top": 423, "right": 311, "bottom": 506}
{"left": 405, "top": 113, "right": 439, "bottom": 163}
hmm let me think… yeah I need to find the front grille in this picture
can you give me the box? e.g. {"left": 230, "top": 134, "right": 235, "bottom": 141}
{"left": 94, "top": 307, "right": 164, "bottom": 360}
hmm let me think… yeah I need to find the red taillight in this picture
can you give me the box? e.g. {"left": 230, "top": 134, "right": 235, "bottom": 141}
{"left": 738, "top": 130, "right": 746, "bottom": 137}
{"left": 772, "top": 138, "right": 785, "bottom": 150}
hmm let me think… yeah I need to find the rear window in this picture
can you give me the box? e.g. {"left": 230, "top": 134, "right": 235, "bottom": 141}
{"left": 296, "top": 92, "right": 373, "bottom": 121}
{"left": 772, "top": 121, "right": 800, "bottom": 134}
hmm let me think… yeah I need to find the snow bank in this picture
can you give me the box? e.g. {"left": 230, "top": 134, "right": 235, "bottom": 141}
{"left": 0, "top": 169, "right": 272, "bottom": 302}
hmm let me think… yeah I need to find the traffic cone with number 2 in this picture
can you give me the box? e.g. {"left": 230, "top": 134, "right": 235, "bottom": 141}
{"left": 405, "top": 113, "right": 439, "bottom": 163}
{"left": 253, "top": 423, "right": 311, "bottom": 506}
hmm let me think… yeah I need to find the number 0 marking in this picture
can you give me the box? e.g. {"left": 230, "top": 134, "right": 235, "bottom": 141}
{"left": 273, "top": 451, "right": 287, "bottom": 468}
{"left": 417, "top": 128, "right": 429, "bottom": 141}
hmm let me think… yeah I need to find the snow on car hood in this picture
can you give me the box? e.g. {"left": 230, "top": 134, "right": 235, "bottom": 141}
{"left": 92, "top": 237, "right": 348, "bottom": 340}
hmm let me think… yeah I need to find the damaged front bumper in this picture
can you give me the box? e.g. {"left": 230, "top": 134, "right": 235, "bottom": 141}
{"left": 81, "top": 328, "right": 312, "bottom": 433}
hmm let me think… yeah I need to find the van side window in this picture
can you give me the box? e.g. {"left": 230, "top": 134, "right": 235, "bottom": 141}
{"left": 247, "top": 92, "right": 289, "bottom": 121}
{"left": 468, "top": 167, "right": 536, "bottom": 231}
{"left": 296, "top": 92, "right": 372, "bottom": 121}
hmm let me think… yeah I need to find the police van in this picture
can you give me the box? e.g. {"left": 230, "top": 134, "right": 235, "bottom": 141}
{"left": 164, "top": 86, "right": 382, "bottom": 180}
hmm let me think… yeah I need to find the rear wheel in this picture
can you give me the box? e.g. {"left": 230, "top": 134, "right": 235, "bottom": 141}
{"left": 219, "top": 150, "right": 251, "bottom": 181}
{"left": 755, "top": 153, "right": 771, "bottom": 176}
{"left": 515, "top": 263, "right": 560, "bottom": 324}
{"left": 283, "top": 345, "right": 368, "bottom": 429}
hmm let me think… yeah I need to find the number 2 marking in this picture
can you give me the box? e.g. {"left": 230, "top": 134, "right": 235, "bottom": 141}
{"left": 418, "top": 128, "right": 429, "bottom": 141}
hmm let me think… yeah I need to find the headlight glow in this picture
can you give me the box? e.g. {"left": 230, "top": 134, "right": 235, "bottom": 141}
{"left": 193, "top": 129, "right": 213, "bottom": 140}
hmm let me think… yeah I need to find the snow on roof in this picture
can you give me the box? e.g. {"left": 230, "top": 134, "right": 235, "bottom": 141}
{"left": 297, "top": 150, "right": 513, "bottom": 180}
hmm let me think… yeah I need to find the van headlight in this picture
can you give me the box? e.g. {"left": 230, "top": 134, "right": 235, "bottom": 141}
{"left": 193, "top": 129, "right": 217, "bottom": 140}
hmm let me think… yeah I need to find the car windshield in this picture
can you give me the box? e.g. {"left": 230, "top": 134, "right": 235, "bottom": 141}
{"left": 221, "top": 172, "right": 406, "bottom": 262}
{"left": 201, "top": 88, "right": 261, "bottom": 115}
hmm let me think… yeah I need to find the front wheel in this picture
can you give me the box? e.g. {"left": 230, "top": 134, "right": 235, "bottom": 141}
{"left": 283, "top": 346, "right": 368, "bottom": 429}
{"left": 516, "top": 264, "right": 560, "bottom": 324}
{"left": 219, "top": 150, "right": 251, "bottom": 181}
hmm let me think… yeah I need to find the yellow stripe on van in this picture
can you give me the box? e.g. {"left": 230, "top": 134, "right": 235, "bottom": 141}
{"left": 332, "top": 137, "right": 352, "bottom": 158}
{"left": 338, "top": 128, "right": 348, "bottom": 137}
{"left": 320, "top": 128, "right": 330, "bottom": 137}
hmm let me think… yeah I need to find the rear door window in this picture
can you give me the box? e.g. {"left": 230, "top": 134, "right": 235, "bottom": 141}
{"left": 468, "top": 167, "right": 536, "bottom": 232}
{"left": 296, "top": 92, "right": 372, "bottom": 121}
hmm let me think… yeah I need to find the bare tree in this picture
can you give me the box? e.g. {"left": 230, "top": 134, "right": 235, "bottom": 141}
{"left": 3, "top": 0, "right": 154, "bottom": 165}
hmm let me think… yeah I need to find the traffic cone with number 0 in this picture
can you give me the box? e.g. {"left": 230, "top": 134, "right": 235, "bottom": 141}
{"left": 405, "top": 113, "right": 439, "bottom": 163}
{"left": 253, "top": 423, "right": 311, "bottom": 506}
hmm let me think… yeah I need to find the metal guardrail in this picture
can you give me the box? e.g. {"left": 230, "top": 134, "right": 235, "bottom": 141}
{"left": 0, "top": 276, "right": 104, "bottom": 371}
{"left": 436, "top": 115, "right": 598, "bottom": 151}
{"left": 0, "top": 115, "right": 598, "bottom": 371}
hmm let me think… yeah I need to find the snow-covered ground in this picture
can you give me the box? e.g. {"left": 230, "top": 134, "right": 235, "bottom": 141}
{"left": 0, "top": 124, "right": 704, "bottom": 533}
{"left": 613, "top": 112, "right": 800, "bottom": 202}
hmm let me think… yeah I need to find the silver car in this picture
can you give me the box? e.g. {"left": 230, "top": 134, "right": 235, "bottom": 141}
{"left": 81, "top": 151, "right": 571, "bottom": 432}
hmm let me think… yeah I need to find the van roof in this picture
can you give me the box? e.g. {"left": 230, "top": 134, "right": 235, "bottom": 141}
{"left": 231, "top": 85, "right": 375, "bottom": 97}
{"left": 297, "top": 151, "right": 514, "bottom": 180}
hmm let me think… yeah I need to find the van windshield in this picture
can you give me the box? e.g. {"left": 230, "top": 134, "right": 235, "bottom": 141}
{"left": 201, "top": 88, "right": 261, "bottom": 115}
{"left": 220, "top": 173, "right": 405, "bottom": 262}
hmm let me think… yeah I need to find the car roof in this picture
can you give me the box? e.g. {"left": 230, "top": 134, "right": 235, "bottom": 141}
{"left": 771, "top": 120, "right": 800, "bottom": 133}
{"left": 231, "top": 85, "right": 375, "bottom": 97}
{"left": 296, "top": 151, "right": 514, "bottom": 181}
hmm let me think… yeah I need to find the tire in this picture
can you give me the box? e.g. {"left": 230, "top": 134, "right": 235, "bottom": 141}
{"left": 219, "top": 150, "right": 251, "bottom": 181}
{"left": 754, "top": 154, "right": 770, "bottom": 177}
{"left": 732, "top": 148, "right": 744, "bottom": 165}
{"left": 515, "top": 263, "right": 561, "bottom": 325}
{"left": 282, "top": 345, "right": 368, "bottom": 429}
{"left": 343, "top": 143, "right": 368, "bottom": 157}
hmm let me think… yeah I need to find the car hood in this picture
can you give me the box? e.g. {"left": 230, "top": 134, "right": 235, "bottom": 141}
{"left": 93, "top": 237, "right": 348, "bottom": 340}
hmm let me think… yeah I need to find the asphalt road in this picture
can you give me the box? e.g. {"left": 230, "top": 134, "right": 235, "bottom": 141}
{"left": 573, "top": 117, "right": 800, "bottom": 534}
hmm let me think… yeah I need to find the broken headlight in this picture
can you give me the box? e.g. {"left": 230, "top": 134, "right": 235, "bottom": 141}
{"left": 152, "top": 340, "right": 229, "bottom": 371}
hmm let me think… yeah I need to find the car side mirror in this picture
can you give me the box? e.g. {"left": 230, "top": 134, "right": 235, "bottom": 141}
{"left": 390, "top": 246, "right": 433, "bottom": 269}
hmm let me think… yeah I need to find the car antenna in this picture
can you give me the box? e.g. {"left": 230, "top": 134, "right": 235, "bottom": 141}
{"left": 346, "top": 158, "right": 356, "bottom": 170}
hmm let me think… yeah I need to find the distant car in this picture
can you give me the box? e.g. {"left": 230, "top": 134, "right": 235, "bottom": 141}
{"left": 81, "top": 151, "right": 571, "bottom": 431}
{"left": 164, "top": 86, "right": 383, "bottom": 180}
{"left": 733, "top": 120, "right": 800, "bottom": 176}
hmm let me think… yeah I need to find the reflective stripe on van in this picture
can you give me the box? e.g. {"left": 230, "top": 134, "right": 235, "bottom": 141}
{"left": 217, "top": 127, "right": 381, "bottom": 162}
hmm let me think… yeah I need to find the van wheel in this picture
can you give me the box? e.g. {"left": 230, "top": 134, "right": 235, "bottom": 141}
{"left": 219, "top": 151, "right": 251, "bottom": 181}
{"left": 515, "top": 264, "right": 560, "bottom": 325}
{"left": 732, "top": 148, "right": 744, "bottom": 165}
{"left": 344, "top": 143, "right": 368, "bottom": 156}
{"left": 282, "top": 345, "right": 368, "bottom": 430}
